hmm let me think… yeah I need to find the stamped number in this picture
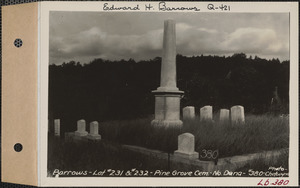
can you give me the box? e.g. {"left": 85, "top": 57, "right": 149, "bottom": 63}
{"left": 200, "top": 149, "right": 219, "bottom": 159}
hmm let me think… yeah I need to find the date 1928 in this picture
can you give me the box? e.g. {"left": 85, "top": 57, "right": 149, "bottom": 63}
{"left": 257, "top": 179, "right": 289, "bottom": 186}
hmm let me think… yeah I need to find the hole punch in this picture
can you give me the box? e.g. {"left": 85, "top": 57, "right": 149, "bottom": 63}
{"left": 14, "top": 143, "right": 23, "bottom": 152}
{"left": 14, "top": 38, "right": 23, "bottom": 48}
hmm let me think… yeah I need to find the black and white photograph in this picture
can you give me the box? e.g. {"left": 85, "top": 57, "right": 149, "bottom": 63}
{"left": 44, "top": 2, "right": 295, "bottom": 185}
{"left": 0, "top": 1, "right": 298, "bottom": 187}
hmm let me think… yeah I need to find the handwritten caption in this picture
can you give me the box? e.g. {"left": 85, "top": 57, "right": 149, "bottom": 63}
{"left": 52, "top": 166, "right": 288, "bottom": 178}
{"left": 102, "top": 2, "right": 231, "bottom": 12}
{"left": 257, "top": 179, "right": 289, "bottom": 186}
{"left": 207, "top": 4, "right": 230, "bottom": 11}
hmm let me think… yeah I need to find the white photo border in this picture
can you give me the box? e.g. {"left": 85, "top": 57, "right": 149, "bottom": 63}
{"left": 39, "top": 1, "right": 299, "bottom": 186}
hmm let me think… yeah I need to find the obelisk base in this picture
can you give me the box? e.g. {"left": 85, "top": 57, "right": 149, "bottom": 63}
{"left": 151, "top": 119, "right": 183, "bottom": 128}
{"left": 151, "top": 90, "right": 184, "bottom": 128}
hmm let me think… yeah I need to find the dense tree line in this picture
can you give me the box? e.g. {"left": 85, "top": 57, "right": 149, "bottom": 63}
{"left": 49, "top": 53, "right": 289, "bottom": 131}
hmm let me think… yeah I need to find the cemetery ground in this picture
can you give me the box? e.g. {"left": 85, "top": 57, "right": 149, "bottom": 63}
{"left": 48, "top": 114, "right": 289, "bottom": 177}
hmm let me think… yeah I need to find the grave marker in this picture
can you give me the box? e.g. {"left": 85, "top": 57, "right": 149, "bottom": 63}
{"left": 231, "top": 105, "right": 245, "bottom": 124}
{"left": 87, "top": 121, "right": 101, "bottom": 140}
{"left": 151, "top": 20, "right": 184, "bottom": 128}
{"left": 219, "top": 109, "right": 230, "bottom": 123}
{"left": 54, "top": 119, "right": 60, "bottom": 136}
{"left": 75, "top": 119, "right": 88, "bottom": 136}
{"left": 174, "top": 133, "right": 199, "bottom": 159}
{"left": 200, "top": 105, "right": 213, "bottom": 121}
{"left": 183, "top": 106, "right": 195, "bottom": 120}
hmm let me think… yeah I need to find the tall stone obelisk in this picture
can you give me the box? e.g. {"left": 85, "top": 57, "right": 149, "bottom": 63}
{"left": 151, "top": 20, "right": 184, "bottom": 128}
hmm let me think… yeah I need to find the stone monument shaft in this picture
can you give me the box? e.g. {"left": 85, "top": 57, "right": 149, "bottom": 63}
{"left": 152, "top": 20, "right": 184, "bottom": 128}
{"left": 160, "top": 20, "right": 177, "bottom": 90}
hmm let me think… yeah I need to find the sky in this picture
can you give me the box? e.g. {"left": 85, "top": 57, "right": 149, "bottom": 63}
{"left": 49, "top": 12, "right": 289, "bottom": 65}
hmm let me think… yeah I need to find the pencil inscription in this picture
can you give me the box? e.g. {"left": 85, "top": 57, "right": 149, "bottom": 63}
{"left": 103, "top": 3, "right": 140, "bottom": 11}
{"left": 158, "top": 2, "right": 200, "bottom": 11}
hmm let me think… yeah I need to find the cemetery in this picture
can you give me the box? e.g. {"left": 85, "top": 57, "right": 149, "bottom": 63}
{"left": 48, "top": 111, "right": 289, "bottom": 177}
{"left": 48, "top": 20, "right": 289, "bottom": 177}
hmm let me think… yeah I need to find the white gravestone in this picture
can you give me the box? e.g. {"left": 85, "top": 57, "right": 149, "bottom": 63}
{"left": 219, "top": 109, "right": 230, "bottom": 122}
{"left": 231, "top": 105, "right": 245, "bottom": 124}
{"left": 183, "top": 106, "right": 195, "bottom": 120}
{"left": 174, "top": 133, "right": 199, "bottom": 159}
{"left": 200, "top": 105, "right": 213, "bottom": 121}
{"left": 87, "top": 121, "right": 101, "bottom": 140}
{"left": 54, "top": 119, "right": 60, "bottom": 136}
{"left": 75, "top": 119, "right": 88, "bottom": 136}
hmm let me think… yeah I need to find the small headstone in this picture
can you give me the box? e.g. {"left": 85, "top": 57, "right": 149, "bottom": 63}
{"left": 75, "top": 119, "right": 88, "bottom": 136}
{"left": 174, "top": 133, "right": 199, "bottom": 159}
{"left": 231, "top": 105, "right": 245, "bottom": 124}
{"left": 183, "top": 106, "right": 195, "bottom": 120}
{"left": 219, "top": 109, "right": 230, "bottom": 122}
{"left": 87, "top": 121, "right": 101, "bottom": 140}
{"left": 54, "top": 119, "right": 60, "bottom": 136}
{"left": 200, "top": 105, "right": 213, "bottom": 121}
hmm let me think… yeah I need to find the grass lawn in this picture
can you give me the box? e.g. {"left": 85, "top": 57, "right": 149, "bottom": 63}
{"left": 47, "top": 136, "right": 288, "bottom": 177}
{"left": 98, "top": 114, "right": 289, "bottom": 158}
{"left": 48, "top": 114, "right": 289, "bottom": 177}
{"left": 47, "top": 138, "right": 170, "bottom": 177}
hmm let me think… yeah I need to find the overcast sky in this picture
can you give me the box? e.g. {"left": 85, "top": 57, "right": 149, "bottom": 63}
{"left": 49, "top": 12, "right": 289, "bottom": 65}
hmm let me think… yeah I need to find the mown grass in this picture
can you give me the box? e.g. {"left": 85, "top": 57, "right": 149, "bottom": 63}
{"left": 98, "top": 114, "right": 289, "bottom": 158}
